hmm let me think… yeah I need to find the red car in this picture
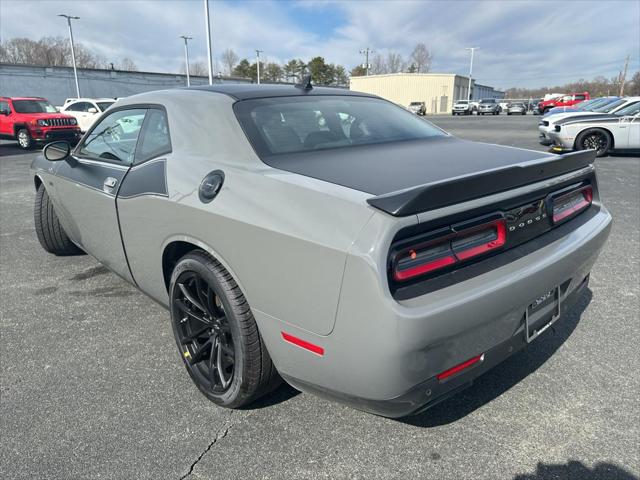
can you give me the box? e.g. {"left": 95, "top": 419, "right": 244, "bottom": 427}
{"left": 537, "top": 92, "right": 590, "bottom": 115}
{"left": 0, "top": 96, "right": 82, "bottom": 150}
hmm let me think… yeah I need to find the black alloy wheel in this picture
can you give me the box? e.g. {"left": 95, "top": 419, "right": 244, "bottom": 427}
{"left": 577, "top": 129, "right": 611, "bottom": 157}
{"left": 169, "top": 251, "right": 280, "bottom": 408}
{"left": 172, "top": 271, "right": 236, "bottom": 394}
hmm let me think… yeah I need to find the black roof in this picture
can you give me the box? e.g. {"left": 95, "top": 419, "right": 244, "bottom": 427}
{"left": 189, "top": 83, "right": 376, "bottom": 100}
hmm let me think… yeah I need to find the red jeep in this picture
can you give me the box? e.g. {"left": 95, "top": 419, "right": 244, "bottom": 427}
{"left": 537, "top": 92, "right": 590, "bottom": 115}
{"left": 0, "top": 97, "right": 82, "bottom": 150}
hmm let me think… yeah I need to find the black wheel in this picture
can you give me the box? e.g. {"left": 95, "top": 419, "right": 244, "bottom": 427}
{"left": 17, "top": 129, "right": 33, "bottom": 150}
{"left": 542, "top": 107, "right": 551, "bottom": 115}
{"left": 34, "top": 183, "right": 83, "bottom": 255}
{"left": 576, "top": 128, "right": 612, "bottom": 157}
{"left": 169, "top": 250, "right": 280, "bottom": 408}
{"left": 508, "top": 112, "right": 512, "bottom": 115}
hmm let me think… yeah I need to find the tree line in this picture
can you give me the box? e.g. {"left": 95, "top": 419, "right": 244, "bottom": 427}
{"left": 0, "top": 36, "right": 138, "bottom": 71}
{"left": 505, "top": 72, "right": 640, "bottom": 98}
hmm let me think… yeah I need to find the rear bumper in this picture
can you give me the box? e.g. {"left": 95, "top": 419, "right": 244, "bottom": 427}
{"left": 284, "top": 274, "right": 591, "bottom": 418}
{"left": 260, "top": 206, "right": 612, "bottom": 418}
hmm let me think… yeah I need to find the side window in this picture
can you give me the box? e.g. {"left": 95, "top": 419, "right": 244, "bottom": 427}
{"left": 78, "top": 109, "right": 146, "bottom": 164}
{"left": 67, "top": 101, "right": 91, "bottom": 112}
{"left": 0, "top": 101, "right": 10, "bottom": 113}
{"left": 575, "top": 94, "right": 586, "bottom": 101}
{"left": 135, "top": 108, "right": 171, "bottom": 163}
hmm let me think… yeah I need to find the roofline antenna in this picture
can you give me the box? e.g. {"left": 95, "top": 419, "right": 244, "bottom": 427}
{"left": 295, "top": 73, "right": 313, "bottom": 90}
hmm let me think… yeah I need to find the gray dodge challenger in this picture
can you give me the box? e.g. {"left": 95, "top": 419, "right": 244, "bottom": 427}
{"left": 31, "top": 83, "right": 611, "bottom": 417}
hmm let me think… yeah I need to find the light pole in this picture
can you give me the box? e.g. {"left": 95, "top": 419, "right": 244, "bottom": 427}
{"left": 203, "top": 0, "right": 214, "bottom": 85}
{"left": 58, "top": 14, "right": 80, "bottom": 98}
{"left": 359, "top": 47, "right": 373, "bottom": 76}
{"left": 465, "top": 47, "right": 479, "bottom": 103}
{"left": 255, "top": 49, "right": 263, "bottom": 84}
{"left": 180, "top": 35, "right": 193, "bottom": 86}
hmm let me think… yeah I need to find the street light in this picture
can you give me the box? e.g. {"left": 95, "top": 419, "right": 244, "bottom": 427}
{"left": 203, "top": 0, "right": 214, "bottom": 85}
{"left": 255, "top": 49, "right": 263, "bottom": 84}
{"left": 359, "top": 47, "right": 373, "bottom": 76}
{"left": 58, "top": 14, "right": 80, "bottom": 98}
{"left": 465, "top": 47, "right": 479, "bottom": 103}
{"left": 180, "top": 35, "right": 193, "bottom": 86}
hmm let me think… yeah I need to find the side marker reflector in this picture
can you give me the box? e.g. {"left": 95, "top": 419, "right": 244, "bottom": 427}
{"left": 281, "top": 332, "right": 324, "bottom": 356}
{"left": 437, "top": 353, "right": 484, "bottom": 381}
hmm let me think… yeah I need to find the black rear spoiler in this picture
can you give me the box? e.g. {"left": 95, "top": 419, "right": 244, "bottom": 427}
{"left": 366, "top": 150, "right": 596, "bottom": 217}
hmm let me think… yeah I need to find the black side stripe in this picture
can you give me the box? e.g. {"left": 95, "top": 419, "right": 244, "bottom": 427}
{"left": 118, "top": 159, "right": 168, "bottom": 199}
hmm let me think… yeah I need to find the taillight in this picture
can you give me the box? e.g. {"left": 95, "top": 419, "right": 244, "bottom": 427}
{"left": 392, "top": 218, "right": 506, "bottom": 282}
{"left": 550, "top": 185, "right": 593, "bottom": 224}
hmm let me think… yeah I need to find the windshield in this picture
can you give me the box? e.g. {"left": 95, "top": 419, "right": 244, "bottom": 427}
{"left": 614, "top": 101, "right": 640, "bottom": 116}
{"left": 97, "top": 102, "right": 115, "bottom": 112}
{"left": 456, "top": 100, "right": 469, "bottom": 104}
{"left": 12, "top": 99, "right": 57, "bottom": 114}
{"left": 480, "top": 99, "right": 495, "bottom": 104}
{"left": 234, "top": 95, "right": 446, "bottom": 157}
{"left": 594, "top": 99, "right": 626, "bottom": 113}
{"left": 510, "top": 103, "right": 524, "bottom": 107}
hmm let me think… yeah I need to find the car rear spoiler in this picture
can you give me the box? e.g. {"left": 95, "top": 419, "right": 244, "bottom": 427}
{"left": 366, "top": 149, "right": 596, "bottom": 217}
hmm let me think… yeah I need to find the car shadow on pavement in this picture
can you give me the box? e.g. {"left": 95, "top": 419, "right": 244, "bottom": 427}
{"left": 0, "top": 143, "right": 37, "bottom": 156}
{"left": 403, "top": 288, "right": 593, "bottom": 428}
{"left": 241, "top": 382, "right": 301, "bottom": 410}
{"left": 513, "top": 460, "right": 638, "bottom": 480}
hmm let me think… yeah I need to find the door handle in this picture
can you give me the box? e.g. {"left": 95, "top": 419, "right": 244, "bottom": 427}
{"left": 103, "top": 177, "right": 118, "bottom": 192}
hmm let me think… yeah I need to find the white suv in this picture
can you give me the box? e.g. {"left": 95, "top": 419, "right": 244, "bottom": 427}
{"left": 60, "top": 98, "right": 116, "bottom": 132}
{"left": 452, "top": 100, "right": 475, "bottom": 115}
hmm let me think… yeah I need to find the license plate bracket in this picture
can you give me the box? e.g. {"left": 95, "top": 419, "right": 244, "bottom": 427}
{"left": 525, "top": 286, "right": 561, "bottom": 343}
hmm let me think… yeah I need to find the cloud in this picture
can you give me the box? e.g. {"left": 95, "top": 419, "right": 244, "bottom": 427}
{"left": 1, "top": 0, "right": 638, "bottom": 88}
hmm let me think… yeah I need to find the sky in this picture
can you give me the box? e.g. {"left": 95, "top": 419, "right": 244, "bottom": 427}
{"left": 1, "top": 0, "right": 639, "bottom": 90}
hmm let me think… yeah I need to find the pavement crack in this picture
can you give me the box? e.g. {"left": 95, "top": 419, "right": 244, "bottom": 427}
{"left": 179, "top": 418, "right": 233, "bottom": 480}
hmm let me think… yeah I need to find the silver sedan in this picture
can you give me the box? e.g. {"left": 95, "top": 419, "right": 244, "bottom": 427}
{"left": 507, "top": 102, "right": 527, "bottom": 115}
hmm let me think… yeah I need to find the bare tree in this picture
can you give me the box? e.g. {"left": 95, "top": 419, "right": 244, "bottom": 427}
{"left": 118, "top": 57, "right": 138, "bottom": 71}
{"left": 410, "top": 43, "right": 433, "bottom": 73}
{"left": 386, "top": 52, "right": 405, "bottom": 73}
{"left": 0, "top": 36, "right": 105, "bottom": 68}
{"left": 220, "top": 48, "right": 239, "bottom": 75}
{"left": 370, "top": 53, "right": 387, "bottom": 74}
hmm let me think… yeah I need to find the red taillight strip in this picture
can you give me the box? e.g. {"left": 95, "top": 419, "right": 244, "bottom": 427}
{"left": 437, "top": 353, "right": 484, "bottom": 381}
{"left": 552, "top": 186, "right": 593, "bottom": 223}
{"left": 394, "top": 255, "right": 456, "bottom": 281}
{"left": 454, "top": 219, "right": 507, "bottom": 261}
{"left": 281, "top": 332, "right": 324, "bottom": 356}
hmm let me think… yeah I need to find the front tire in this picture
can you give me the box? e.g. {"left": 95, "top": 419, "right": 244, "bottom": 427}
{"left": 17, "top": 129, "right": 33, "bottom": 150}
{"left": 576, "top": 128, "right": 612, "bottom": 157}
{"left": 169, "top": 250, "right": 280, "bottom": 409}
{"left": 34, "top": 183, "right": 83, "bottom": 255}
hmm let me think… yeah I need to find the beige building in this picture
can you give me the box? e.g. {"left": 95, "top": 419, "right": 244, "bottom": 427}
{"left": 350, "top": 73, "right": 475, "bottom": 114}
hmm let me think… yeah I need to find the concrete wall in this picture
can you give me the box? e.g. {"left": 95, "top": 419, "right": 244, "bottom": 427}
{"left": 0, "top": 63, "right": 251, "bottom": 106}
{"left": 350, "top": 73, "right": 475, "bottom": 114}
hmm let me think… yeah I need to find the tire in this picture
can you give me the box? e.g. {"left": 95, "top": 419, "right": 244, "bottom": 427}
{"left": 542, "top": 107, "right": 551, "bottom": 115}
{"left": 17, "top": 129, "right": 33, "bottom": 150}
{"left": 169, "top": 250, "right": 281, "bottom": 409}
{"left": 508, "top": 112, "right": 512, "bottom": 116}
{"left": 575, "top": 128, "right": 612, "bottom": 157}
{"left": 34, "top": 183, "right": 83, "bottom": 255}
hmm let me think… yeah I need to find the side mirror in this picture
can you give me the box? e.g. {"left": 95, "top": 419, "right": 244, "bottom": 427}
{"left": 43, "top": 141, "right": 71, "bottom": 162}
{"left": 88, "top": 107, "right": 98, "bottom": 114}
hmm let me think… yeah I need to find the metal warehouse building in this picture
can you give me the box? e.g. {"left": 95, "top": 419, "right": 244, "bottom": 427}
{"left": 350, "top": 73, "right": 503, "bottom": 114}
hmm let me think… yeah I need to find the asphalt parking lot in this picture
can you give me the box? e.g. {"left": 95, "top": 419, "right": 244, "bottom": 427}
{"left": 1, "top": 114, "right": 638, "bottom": 479}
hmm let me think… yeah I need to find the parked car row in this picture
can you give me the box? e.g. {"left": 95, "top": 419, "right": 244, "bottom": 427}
{"left": 538, "top": 96, "right": 640, "bottom": 156}
{"left": 0, "top": 96, "right": 116, "bottom": 149}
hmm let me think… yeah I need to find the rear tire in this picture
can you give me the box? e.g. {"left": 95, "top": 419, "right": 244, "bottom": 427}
{"left": 17, "top": 129, "right": 33, "bottom": 150}
{"left": 34, "top": 183, "right": 83, "bottom": 255}
{"left": 169, "top": 250, "right": 281, "bottom": 409}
